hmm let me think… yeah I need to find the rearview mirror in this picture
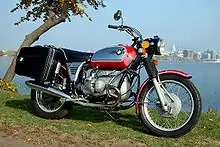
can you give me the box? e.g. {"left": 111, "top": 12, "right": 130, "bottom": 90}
{"left": 114, "top": 10, "right": 122, "bottom": 21}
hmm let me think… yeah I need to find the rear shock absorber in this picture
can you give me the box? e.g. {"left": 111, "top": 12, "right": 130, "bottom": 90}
{"left": 52, "top": 62, "right": 67, "bottom": 90}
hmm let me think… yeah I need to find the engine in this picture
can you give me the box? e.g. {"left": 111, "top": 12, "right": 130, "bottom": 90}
{"left": 79, "top": 68, "right": 131, "bottom": 101}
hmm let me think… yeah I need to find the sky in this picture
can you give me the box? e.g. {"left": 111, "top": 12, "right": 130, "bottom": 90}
{"left": 0, "top": 0, "right": 220, "bottom": 52}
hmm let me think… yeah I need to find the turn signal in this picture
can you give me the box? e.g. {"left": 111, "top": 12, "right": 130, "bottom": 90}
{"left": 142, "top": 48, "right": 147, "bottom": 55}
{"left": 141, "top": 41, "right": 150, "bottom": 49}
{"left": 153, "top": 59, "right": 158, "bottom": 66}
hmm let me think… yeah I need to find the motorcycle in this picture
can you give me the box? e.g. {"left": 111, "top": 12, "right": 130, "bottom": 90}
{"left": 15, "top": 10, "right": 202, "bottom": 137}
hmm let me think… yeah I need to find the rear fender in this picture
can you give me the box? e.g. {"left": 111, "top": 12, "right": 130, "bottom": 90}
{"left": 135, "top": 70, "right": 192, "bottom": 115}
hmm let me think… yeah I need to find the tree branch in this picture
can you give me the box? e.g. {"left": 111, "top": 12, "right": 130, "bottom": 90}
{"left": 58, "top": 0, "right": 69, "bottom": 22}
{"left": 48, "top": 10, "right": 55, "bottom": 19}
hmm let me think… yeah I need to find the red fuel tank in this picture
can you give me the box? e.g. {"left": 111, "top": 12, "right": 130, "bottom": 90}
{"left": 90, "top": 45, "right": 137, "bottom": 69}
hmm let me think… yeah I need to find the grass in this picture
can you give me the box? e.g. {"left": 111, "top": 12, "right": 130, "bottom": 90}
{"left": 0, "top": 90, "right": 219, "bottom": 146}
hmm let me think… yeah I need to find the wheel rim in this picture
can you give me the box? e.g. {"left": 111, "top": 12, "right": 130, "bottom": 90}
{"left": 143, "top": 80, "right": 194, "bottom": 132}
{"left": 36, "top": 91, "right": 65, "bottom": 113}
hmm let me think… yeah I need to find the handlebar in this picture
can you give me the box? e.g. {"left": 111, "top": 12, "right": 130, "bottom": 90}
{"left": 108, "top": 25, "right": 118, "bottom": 29}
{"left": 108, "top": 24, "right": 143, "bottom": 42}
{"left": 108, "top": 24, "right": 163, "bottom": 55}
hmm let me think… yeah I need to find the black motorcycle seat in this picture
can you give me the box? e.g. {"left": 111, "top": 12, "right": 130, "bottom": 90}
{"left": 61, "top": 48, "right": 93, "bottom": 62}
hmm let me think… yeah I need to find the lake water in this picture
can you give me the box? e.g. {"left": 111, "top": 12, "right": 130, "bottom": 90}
{"left": 0, "top": 57, "right": 219, "bottom": 112}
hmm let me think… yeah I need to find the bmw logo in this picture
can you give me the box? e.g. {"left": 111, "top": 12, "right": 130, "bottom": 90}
{"left": 19, "top": 57, "right": 24, "bottom": 62}
{"left": 116, "top": 48, "right": 124, "bottom": 55}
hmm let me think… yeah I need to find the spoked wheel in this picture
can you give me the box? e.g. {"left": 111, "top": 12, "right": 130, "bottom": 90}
{"left": 31, "top": 89, "right": 72, "bottom": 119}
{"left": 139, "top": 74, "right": 202, "bottom": 137}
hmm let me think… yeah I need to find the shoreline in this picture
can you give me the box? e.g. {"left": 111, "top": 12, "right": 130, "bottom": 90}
{"left": 1, "top": 56, "right": 220, "bottom": 63}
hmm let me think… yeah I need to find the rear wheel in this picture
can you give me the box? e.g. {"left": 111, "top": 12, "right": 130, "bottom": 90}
{"left": 31, "top": 89, "right": 72, "bottom": 119}
{"left": 139, "top": 74, "right": 202, "bottom": 137}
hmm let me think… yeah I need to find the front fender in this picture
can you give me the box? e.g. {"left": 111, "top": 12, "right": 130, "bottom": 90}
{"left": 135, "top": 70, "right": 192, "bottom": 115}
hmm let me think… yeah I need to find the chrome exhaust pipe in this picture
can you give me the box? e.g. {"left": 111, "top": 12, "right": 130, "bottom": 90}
{"left": 74, "top": 100, "right": 119, "bottom": 108}
{"left": 25, "top": 81, "right": 73, "bottom": 101}
{"left": 25, "top": 80, "right": 120, "bottom": 108}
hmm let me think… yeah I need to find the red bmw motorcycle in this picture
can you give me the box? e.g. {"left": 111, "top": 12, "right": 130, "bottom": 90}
{"left": 15, "top": 10, "right": 202, "bottom": 137}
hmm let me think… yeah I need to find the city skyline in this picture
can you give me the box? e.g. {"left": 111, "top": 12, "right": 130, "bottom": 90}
{"left": 167, "top": 44, "right": 219, "bottom": 53}
{"left": 161, "top": 44, "right": 220, "bottom": 61}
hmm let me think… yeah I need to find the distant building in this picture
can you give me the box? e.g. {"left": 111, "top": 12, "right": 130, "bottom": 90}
{"left": 183, "top": 49, "right": 197, "bottom": 59}
{"left": 205, "top": 50, "right": 217, "bottom": 59}
{"left": 197, "top": 52, "right": 202, "bottom": 59}
{"left": 172, "top": 44, "right": 177, "bottom": 52}
{"left": 201, "top": 52, "right": 211, "bottom": 60}
{"left": 183, "top": 50, "right": 188, "bottom": 58}
{"left": 176, "top": 50, "right": 183, "bottom": 57}
{"left": 161, "top": 50, "right": 170, "bottom": 56}
{"left": 216, "top": 54, "right": 220, "bottom": 59}
{"left": 189, "top": 50, "right": 195, "bottom": 59}
{"left": 211, "top": 50, "right": 217, "bottom": 59}
{"left": 193, "top": 52, "right": 201, "bottom": 60}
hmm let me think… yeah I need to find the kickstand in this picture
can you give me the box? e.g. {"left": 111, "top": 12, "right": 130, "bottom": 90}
{"left": 105, "top": 110, "right": 116, "bottom": 121}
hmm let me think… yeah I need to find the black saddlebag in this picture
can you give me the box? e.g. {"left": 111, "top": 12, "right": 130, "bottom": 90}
{"left": 15, "top": 46, "right": 57, "bottom": 82}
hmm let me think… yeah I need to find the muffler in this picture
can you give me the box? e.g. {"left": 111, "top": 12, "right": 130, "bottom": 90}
{"left": 25, "top": 80, "right": 73, "bottom": 101}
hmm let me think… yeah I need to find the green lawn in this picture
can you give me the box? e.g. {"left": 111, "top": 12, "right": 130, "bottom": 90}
{"left": 0, "top": 90, "right": 219, "bottom": 147}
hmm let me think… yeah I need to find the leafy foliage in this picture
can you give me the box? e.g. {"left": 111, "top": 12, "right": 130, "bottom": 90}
{"left": 11, "top": 0, "right": 106, "bottom": 25}
{"left": 0, "top": 79, "right": 19, "bottom": 92}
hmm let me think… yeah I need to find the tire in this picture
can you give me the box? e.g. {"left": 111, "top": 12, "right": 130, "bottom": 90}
{"left": 138, "top": 74, "right": 202, "bottom": 137}
{"left": 31, "top": 89, "right": 73, "bottom": 119}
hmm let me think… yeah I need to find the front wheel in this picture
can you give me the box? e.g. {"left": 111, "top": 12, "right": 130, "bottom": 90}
{"left": 138, "top": 74, "right": 202, "bottom": 137}
{"left": 31, "top": 89, "right": 72, "bottom": 119}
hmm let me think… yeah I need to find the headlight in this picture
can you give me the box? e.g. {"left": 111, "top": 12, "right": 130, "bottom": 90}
{"left": 160, "top": 40, "right": 165, "bottom": 47}
{"left": 157, "top": 39, "right": 165, "bottom": 47}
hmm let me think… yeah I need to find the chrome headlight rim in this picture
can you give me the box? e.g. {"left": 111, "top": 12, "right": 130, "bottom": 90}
{"left": 157, "top": 39, "right": 165, "bottom": 48}
{"left": 157, "top": 40, "right": 161, "bottom": 47}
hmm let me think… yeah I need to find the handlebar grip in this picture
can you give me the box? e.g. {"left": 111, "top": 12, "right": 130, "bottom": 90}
{"left": 108, "top": 25, "right": 118, "bottom": 29}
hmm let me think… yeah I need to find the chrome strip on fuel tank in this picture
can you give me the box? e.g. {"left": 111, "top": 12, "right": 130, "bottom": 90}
{"left": 91, "top": 46, "right": 126, "bottom": 61}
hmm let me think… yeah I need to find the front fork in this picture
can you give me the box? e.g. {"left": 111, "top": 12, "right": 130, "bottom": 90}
{"left": 143, "top": 58, "right": 169, "bottom": 112}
